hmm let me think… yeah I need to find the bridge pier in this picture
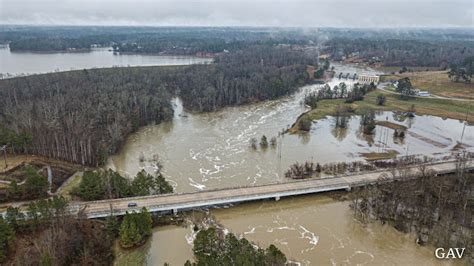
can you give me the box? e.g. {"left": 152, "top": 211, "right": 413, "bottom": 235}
{"left": 173, "top": 208, "right": 178, "bottom": 215}
{"left": 275, "top": 196, "right": 280, "bottom": 201}
{"left": 346, "top": 187, "right": 351, "bottom": 191}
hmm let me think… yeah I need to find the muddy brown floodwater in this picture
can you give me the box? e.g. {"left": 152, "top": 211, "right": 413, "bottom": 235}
{"left": 111, "top": 63, "right": 472, "bottom": 265}
{"left": 114, "top": 195, "right": 466, "bottom": 266}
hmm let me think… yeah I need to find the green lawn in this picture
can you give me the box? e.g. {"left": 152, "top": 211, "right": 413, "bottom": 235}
{"left": 292, "top": 90, "right": 472, "bottom": 132}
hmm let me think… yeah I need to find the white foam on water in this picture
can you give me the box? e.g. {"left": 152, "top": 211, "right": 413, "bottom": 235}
{"left": 188, "top": 178, "right": 206, "bottom": 190}
{"left": 185, "top": 226, "right": 197, "bottom": 245}
{"left": 298, "top": 225, "right": 319, "bottom": 246}
{"left": 243, "top": 227, "right": 256, "bottom": 235}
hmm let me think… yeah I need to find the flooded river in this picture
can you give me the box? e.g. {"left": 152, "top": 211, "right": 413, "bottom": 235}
{"left": 110, "top": 63, "right": 473, "bottom": 265}
{"left": 0, "top": 45, "right": 211, "bottom": 76}
{"left": 108, "top": 64, "right": 472, "bottom": 193}
{"left": 115, "top": 195, "right": 464, "bottom": 266}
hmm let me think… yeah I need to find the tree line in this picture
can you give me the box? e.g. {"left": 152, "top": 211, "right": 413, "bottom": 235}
{"left": 176, "top": 46, "right": 316, "bottom": 111}
{"left": 0, "top": 196, "right": 114, "bottom": 265}
{"left": 72, "top": 168, "right": 173, "bottom": 201}
{"left": 351, "top": 154, "right": 472, "bottom": 249}
{"left": 0, "top": 45, "right": 315, "bottom": 166}
{"left": 324, "top": 38, "right": 474, "bottom": 67}
{"left": 448, "top": 56, "right": 473, "bottom": 83}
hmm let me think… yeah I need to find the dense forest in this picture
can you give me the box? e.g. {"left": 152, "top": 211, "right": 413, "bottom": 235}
{"left": 177, "top": 46, "right": 315, "bottom": 111}
{"left": 0, "top": 45, "right": 315, "bottom": 166}
{"left": 72, "top": 169, "right": 173, "bottom": 201}
{"left": 0, "top": 67, "right": 176, "bottom": 166}
{"left": 323, "top": 38, "right": 474, "bottom": 67}
{"left": 351, "top": 155, "right": 472, "bottom": 253}
{"left": 0, "top": 196, "right": 115, "bottom": 265}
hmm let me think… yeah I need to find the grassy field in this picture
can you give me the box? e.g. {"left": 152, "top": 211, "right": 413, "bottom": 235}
{"left": 380, "top": 70, "right": 473, "bottom": 99}
{"left": 291, "top": 89, "right": 472, "bottom": 132}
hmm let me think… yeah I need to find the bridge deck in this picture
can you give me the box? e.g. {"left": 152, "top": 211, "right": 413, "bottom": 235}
{"left": 75, "top": 160, "right": 472, "bottom": 218}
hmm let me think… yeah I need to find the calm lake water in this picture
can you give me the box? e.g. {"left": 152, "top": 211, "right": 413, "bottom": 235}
{"left": 0, "top": 46, "right": 211, "bottom": 77}
{"left": 110, "top": 63, "right": 472, "bottom": 264}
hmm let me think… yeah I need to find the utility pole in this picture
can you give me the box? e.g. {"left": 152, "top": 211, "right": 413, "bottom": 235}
{"left": 459, "top": 96, "right": 472, "bottom": 147}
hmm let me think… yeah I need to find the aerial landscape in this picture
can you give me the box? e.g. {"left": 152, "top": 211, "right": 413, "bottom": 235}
{"left": 0, "top": 0, "right": 472, "bottom": 265}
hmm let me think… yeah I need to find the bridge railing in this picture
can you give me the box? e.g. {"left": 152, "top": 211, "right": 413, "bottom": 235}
{"left": 75, "top": 159, "right": 469, "bottom": 209}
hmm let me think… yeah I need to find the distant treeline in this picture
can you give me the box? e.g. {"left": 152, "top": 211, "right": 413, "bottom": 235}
{"left": 3, "top": 26, "right": 473, "bottom": 69}
{"left": 0, "top": 45, "right": 314, "bottom": 166}
{"left": 324, "top": 38, "right": 474, "bottom": 67}
{"left": 1, "top": 26, "right": 308, "bottom": 53}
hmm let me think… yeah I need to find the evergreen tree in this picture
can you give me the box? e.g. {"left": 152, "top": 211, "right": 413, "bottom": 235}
{"left": 0, "top": 217, "right": 15, "bottom": 263}
{"left": 105, "top": 214, "right": 119, "bottom": 238}
{"left": 27, "top": 202, "right": 40, "bottom": 230}
{"left": 23, "top": 166, "right": 48, "bottom": 199}
{"left": 6, "top": 180, "right": 21, "bottom": 201}
{"left": 154, "top": 174, "right": 173, "bottom": 194}
{"left": 72, "top": 171, "right": 106, "bottom": 200}
{"left": 139, "top": 208, "right": 153, "bottom": 237}
{"left": 260, "top": 135, "right": 268, "bottom": 148}
{"left": 131, "top": 170, "right": 155, "bottom": 196}
{"left": 265, "top": 244, "right": 287, "bottom": 265}
{"left": 5, "top": 207, "right": 24, "bottom": 230}
{"left": 119, "top": 209, "right": 153, "bottom": 248}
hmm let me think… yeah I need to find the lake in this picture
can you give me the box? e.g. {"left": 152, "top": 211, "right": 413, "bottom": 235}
{"left": 0, "top": 45, "right": 212, "bottom": 77}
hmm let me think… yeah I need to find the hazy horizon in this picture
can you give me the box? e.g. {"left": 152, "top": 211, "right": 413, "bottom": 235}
{"left": 1, "top": 0, "right": 472, "bottom": 28}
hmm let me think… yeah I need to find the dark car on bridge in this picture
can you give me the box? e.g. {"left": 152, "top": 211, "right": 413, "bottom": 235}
{"left": 127, "top": 203, "right": 137, "bottom": 208}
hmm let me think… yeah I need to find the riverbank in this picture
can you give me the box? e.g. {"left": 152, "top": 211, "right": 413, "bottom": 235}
{"left": 289, "top": 89, "right": 473, "bottom": 133}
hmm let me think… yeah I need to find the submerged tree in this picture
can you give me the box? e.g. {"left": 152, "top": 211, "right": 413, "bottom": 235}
{"left": 249, "top": 137, "right": 258, "bottom": 150}
{"left": 270, "top": 137, "right": 277, "bottom": 148}
{"left": 360, "top": 108, "right": 376, "bottom": 135}
{"left": 260, "top": 135, "right": 268, "bottom": 149}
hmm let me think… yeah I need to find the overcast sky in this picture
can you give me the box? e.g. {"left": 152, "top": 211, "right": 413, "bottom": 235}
{"left": 0, "top": 0, "right": 472, "bottom": 28}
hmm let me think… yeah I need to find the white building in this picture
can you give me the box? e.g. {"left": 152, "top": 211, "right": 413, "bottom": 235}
{"left": 417, "top": 91, "right": 430, "bottom": 97}
{"left": 357, "top": 75, "right": 380, "bottom": 85}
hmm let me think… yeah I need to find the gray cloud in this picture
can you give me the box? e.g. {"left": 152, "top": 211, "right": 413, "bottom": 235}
{"left": 0, "top": 0, "right": 472, "bottom": 27}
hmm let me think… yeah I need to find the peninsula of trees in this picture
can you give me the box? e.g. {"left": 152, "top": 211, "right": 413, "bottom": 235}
{"left": 0, "top": 45, "right": 315, "bottom": 166}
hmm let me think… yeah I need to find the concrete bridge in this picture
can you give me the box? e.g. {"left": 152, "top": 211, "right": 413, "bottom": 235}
{"left": 69, "top": 160, "right": 472, "bottom": 218}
